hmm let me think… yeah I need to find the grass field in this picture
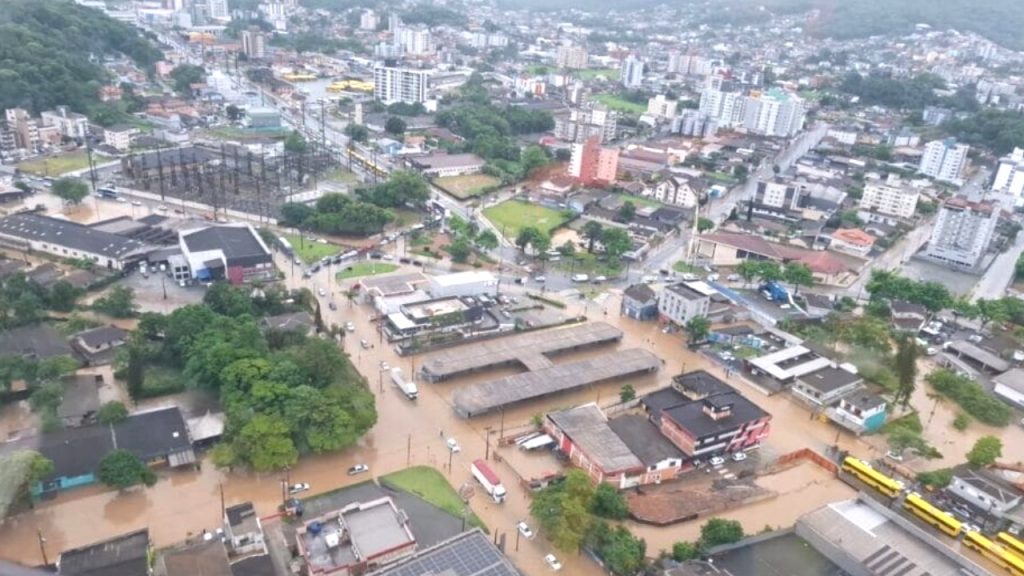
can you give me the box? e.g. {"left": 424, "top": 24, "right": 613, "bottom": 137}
{"left": 336, "top": 261, "right": 398, "bottom": 280}
{"left": 434, "top": 174, "right": 501, "bottom": 200}
{"left": 577, "top": 68, "right": 619, "bottom": 81}
{"left": 380, "top": 466, "right": 485, "bottom": 529}
{"left": 17, "top": 151, "right": 92, "bottom": 176}
{"left": 615, "top": 193, "right": 661, "bottom": 209}
{"left": 283, "top": 233, "right": 340, "bottom": 264}
{"left": 483, "top": 200, "right": 571, "bottom": 238}
{"left": 592, "top": 93, "right": 646, "bottom": 113}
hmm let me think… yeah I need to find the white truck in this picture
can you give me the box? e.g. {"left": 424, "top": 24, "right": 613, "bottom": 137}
{"left": 390, "top": 367, "right": 418, "bottom": 400}
{"left": 471, "top": 459, "right": 507, "bottom": 503}
{"left": 571, "top": 273, "right": 589, "bottom": 283}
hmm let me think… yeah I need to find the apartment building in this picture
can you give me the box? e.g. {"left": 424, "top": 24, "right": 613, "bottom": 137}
{"left": 698, "top": 87, "right": 746, "bottom": 128}
{"left": 755, "top": 179, "right": 802, "bottom": 210}
{"left": 742, "top": 88, "right": 806, "bottom": 138}
{"left": 553, "top": 106, "right": 618, "bottom": 143}
{"left": 918, "top": 138, "right": 969, "bottom": 183}
{"left": 2, "top": 108, "right": 40, "bottom": 152}
{"left": 394, "top": 26, "right": 433, "bottom": 55}
{"left": 569, "top": 136, "right": 618, "bottom": 185}
{"left": 373, "top": 65, "right": 430, "bottom": 104}
{"left": 992, "top": 147, "right": 1024, "bottom": 197}
{"left": 922, "top": 196, "right": 998, "bottom": 270}
{"left": 241, "top": 27, "right": 266, "bottom": 59}
{"left": 646, "top": 94, "right": 678, "bottom": 118}
{"left": 556, "top": 44, "right": 589, "bottom": 70}
{"left": 858, "top": 177, "right": 920, "bottom": 219}
{"left": 652, "top": 174, "right": 703, "bottom": 208}
{"left": 658, "top": 281, "right": 712, "bottom": 325}
{"left": 620, "top": 55, "right": 644, "bottom": 88}
{"left": 41, "top": 106, "right": 88, "bottom": 140}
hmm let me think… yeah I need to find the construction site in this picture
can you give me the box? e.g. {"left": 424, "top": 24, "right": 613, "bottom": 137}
{"left": 117, "top": 142, "right": 340, "bottom": 221}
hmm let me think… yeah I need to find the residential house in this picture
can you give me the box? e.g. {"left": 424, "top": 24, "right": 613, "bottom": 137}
{"left": 58, "top": 529, "right": 150, "bottom": 576}
{"left": 0, "top": 323, "right": 76, "bottom": 361}
{"left": 225, "top": 502, "right": 267, "bottom": 556}
{"left": 828, "top": 228, "right": 875, "bottom": 257}
{"left": 70, "top": 325, "right": 129, "bottom": 365}
{"left": 621, "top": 283, "right": 658, "bottom": 320}
{"left": 156, "top": 540, "right": 232, "bottom": 576}
{"left": 296, "top": 497, "right": 417, "bottom": 575}
{"left": 57, "top": 374, "right": 102, "bottom": 428}
{"left": 642, "top": 374, "right": 771, "bottom": 458}
{"left": 103, "top": 125, "right": 138, "bottom": 151}
{"left": 993, "top": 368, "right": 1024, "bottom": 409}
{"left": 658, "top": 281, "right": 712, "bottom": 326}
{"left": 890, "top": 302, "right": 928, "bottom": 333}
{"left": 41, "top": 106, "right": 88, "bottom": 140}
{"left": 947, "top": 467, "right": 1022, "bottom": 517}
{"left": 791, "top": 366, "right": 863, "bottom": 408}
{"left": 746, "top": 344, "right": 832, "bottom": 391}
{"left": 828, "top": 391, "right": 888, "bottom": 434}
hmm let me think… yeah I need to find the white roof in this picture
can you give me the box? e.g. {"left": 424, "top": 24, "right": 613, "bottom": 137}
{"left": 749, "top": 345, "right": 832, "bottom": 381}
{"left": 430, "top": 270, "right": 497, "bottom": 287}
{"left": 387, "top": 312, "right": 417, "bottom": 331}
{"left": 683, "top": 280, "right": 717, "bottom": 296}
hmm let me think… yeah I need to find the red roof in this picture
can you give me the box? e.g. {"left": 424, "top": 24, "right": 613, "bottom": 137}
{"left": 830, "top": 228, "right": 876, "bottom": 247}
{"left": 702, "top": 232, "right": 852, "bottom": 275}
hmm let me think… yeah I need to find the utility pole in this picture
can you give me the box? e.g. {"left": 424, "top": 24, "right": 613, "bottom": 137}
{"left": 320, "top": 99, "right": 327, "bottom": 147}
{"left": 485, "top": 426, "right": 492, "bottom": 461}
{"left": 499, "top": 408, "right": 505, "bottom": 439}
{"left": 37, "top": 530, "right": 48, "bottom": 567}
{"left": 406, "top": 434, "right": 412, "bottom": 466}
{"left": 448, "top": 447, "right": 453, "bottom": 475}
{"left": 219, "top": 482, "right": 226, "bottom": 520}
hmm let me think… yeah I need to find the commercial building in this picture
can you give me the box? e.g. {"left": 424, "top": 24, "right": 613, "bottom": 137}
{"left": 427, "top": 270, "right": 497, "bottom": 298}
{"left": 742, "top": 89, "right": 806, "bottom": 138}
{"left": 370, "top": 529, "right": 520, "bottom": 576}
{"left": 918, "top": 138, "right": 969, "bottom": 183}
{"left": 747, "top": 345, "right": 833, "bottom": 388}
{"left": 373, "top": 65, "right": 430, "bottom": 104}
{"left": 621, "top": 283, "right": 658, "bottom": 320}
{"left": 241, "top": 27, "right": 267, "bottom": 59}
{"left": 58, "top": 530, "right": 151, "bottom": 576}
{"left": 620, "top": 55, "right": 644, "bottom": 88}
{"left": 556, "top": 44, "right": 589, "bottom": 69}
{"left": 859, "top": 177, "right": 920, "bottom": 219}
{"left": 393, "top": 26, "right": 432, "bottom": 55}
{"left": 568, "top": 136, "right": 618, "bottom": 185}
{"left": 641, "top": 371, "right": 771, "bottom": 458}
{"left": 408, "top": 152, "right": 485, "bottom": 177}
{"left": 697, "top": 232, "right": 859, "bottom": 286}
{"left": 0, "top": 213, "right": 149, "bottom": 270}
{"left": 699, "top": 86, "right": 746, "bottom": 128}
{"left": 921, "top": 196, "right": 998, "bottom": 270}
{"left": 41, "top": 106, "right": 89, "bottom": 140}
{"left": 947, "top": 467, "right": 1022, "bottom": 517}
{"left": 179, "top": 224, "right": 275, "bottom": 284}
{"left": 992, "top": 147, "right": 1024, "bottom": 197}
{"left": 296, "top": 497, "right": 417, "bottom": 575}
{"left": 658, "top": 281, "right": 712, "bottom": 325}
{"left": 646, "top": 94, "right": 678, "bottom": 118}
{"left": 993, "top": 368, "right": 1024, "bottom": 409}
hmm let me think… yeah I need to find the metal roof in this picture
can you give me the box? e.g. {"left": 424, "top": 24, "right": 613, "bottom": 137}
{"left": 548, "top": 404, "right": 643, "bottom": 473}
{"left": 0, "top": 213, "right": 148, "bottom": 261}
{"left": 369, "top": 528, "right": 520, "bottom": 576}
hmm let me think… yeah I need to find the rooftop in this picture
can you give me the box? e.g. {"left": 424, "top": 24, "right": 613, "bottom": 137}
{"left": 58, "top": 529, "right": 150, "bottom": 576}
{"left": 73, "top": 325, "right": 129, "bottom": 350}
{"left": 701, "top": 232, "right": 855, "bottom": 275}
{"left": 607, "top": 414, "right": 684, "bottom": 466}
{"left": 548, "top": 404, "right": 643, "bottom": 473}
{"left": 831, "top": 228, "right": 876, "bottom": 247}
{"left": 342, "top": 498, "right": 416, "bottom": 561}
{"left": 157, "top": 540, "right": 232, "bottom": 576}
{"left": 410, "top": 152, "right": 485, "bottom": 170}
{"left": 421, "top": 321, "right": 622, "bottom": 381}
{"left": 429, "top": 270, "right": 496, "bottom": 288}
{"left": 230, "top": 554, "right": 276, "bottom": 576}
{"left": 749, "top": 345, "right": 832, "bottom": 381}
{"left": 181, "top": 225, "right": 270, "bottom": 266}
{"left": 226, "top": 502, "right": 261, "bottom": 535}
{"left": 299, "top": 498, "right": 415, "bottom": 573}
{"left": 113, "top": 407, "right": 193, "bottom": 463}
{"left": 796, "top": 366, "right": 862, "bottom": 394}
{"left": 662, "top": 392, "right": 769, "bottom": 441}
{"left": 993, "top": 368, "right": 1024, "bottom": 394}
{"left": 672, "top": 369, "right": 735, "bottom": 399}
{"left": 453, "top": 348, "right": 660, "bottom": 417}
{"left": 623, "top": 283, "right": 657, "bottom": 303}
{"left": 369, "top": 528, "right": 520, "bottom": 576}
{"left": 664, "top": 282, "right": 712, "bottom": 301}
{"left": 360, "top": 272, "right": 427, "bottom": 297}
{"left": 945, "top": 340, "right": 1011, "bottom": 372}
{"left": 841, "top": 391, "right": 887, "bottom": 412}
{"left": 0, "top": 213, "right": 148, "bottom": 261}
{"left": 57, "top": 375, "right": 101, "bottom": 421}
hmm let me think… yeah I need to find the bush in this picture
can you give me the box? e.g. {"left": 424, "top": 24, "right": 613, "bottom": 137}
{"left": 952, "top": 412, "right": 970, "bottom": 431}
{"left": 700, "top": 518, "right": 744, "bottom": 548}
{"left": 927, "top": 369, "right": 1011, "bottom": 426}
{"left": 916, "top": 468, "right": 953, "bottom": 488}
{"left": 97, "top": 401, "right": 128, "bottom": 424}
{"left": 672, "top": 541, "right": 699, "bottom": 561}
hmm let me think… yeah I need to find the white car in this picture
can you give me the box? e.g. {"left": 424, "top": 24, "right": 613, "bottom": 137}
{"left": 446, "top": 438, "right": 461, "bottom": 453}
{"left": 288, "top": 482, "right": 310, "bottom": 495}
{"left": 347, "top": 464, "right": 369, "bottom": 475}
{"left": 318, "top": 288, "right": 326, "bottom": 297}
{"left": 731, "top": 452, "right": 747, "bottom": 462}
{"left": 379, "top": 361, "right": 390, "bottom": 370}
{"left": 158, "top": 205, "right": 168, "bottom": 211}
{"left": 544, "top": 554, "right": 562, "bottom": 571}
{"left": 345, "top": 322, "right": 355, "bottom": 332}
{"left": 517, "top": 521, "right": 534, "bottom": 539}
{"left": 131, "top": 200, "right": 142, "bottom": 207}
{"left": 710, "top": 456, "right": 726, "bottom": 466}
{"left": 360, "top": 339, "right": 370, "bottom": 349}
{"left": 117, "top": 197, "right": 127, "bottom": 203}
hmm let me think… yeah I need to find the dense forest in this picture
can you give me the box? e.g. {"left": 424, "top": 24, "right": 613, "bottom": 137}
{"left": 0, "top": 0, "right": 163, "bottom": 115}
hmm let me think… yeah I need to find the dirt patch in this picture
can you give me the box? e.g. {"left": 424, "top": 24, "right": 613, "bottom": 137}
{"left": 627, "top": 474, "right": 774, "bottom": 526}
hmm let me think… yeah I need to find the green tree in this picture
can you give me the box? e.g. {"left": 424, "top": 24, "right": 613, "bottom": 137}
{"left": 0, "top": 450, "right": 53, "bottom": 518}
{"left": 966, "top": 435, "right": 1002, "bottom": 468}
{"left": 235, "top": 414, "right": 298, "bottom": 471}
{"left": 600, "top": 227, "right": 632, "bottom": 260}
{"left": 97, "top": 401, "right": 128, "bottom": 424}
{"left": 47, "top": 280, "right": 80, "bottom": 312}
{"left": 225, "top": 104, "right": 243, "bottom": 121}
{"left": 617, "top": 201, "right": 636, "bottom": 222}
{"left": 384, "top": 116, "right": 407, "bottom": 135}
{"left": 697, "top": 217, "right": 715, "bottom": 233}
{"left": 474, "top": 229, "right": 499, "bottom": 251}
{"left": 125, "top": 340, "right": 146, "bottom": 399}
{"left": 755, "top": 261, "right": 783, "bottom": 284}
{"left": 170, "top": 64, "right": 205, "bottom": 95}
{"left": 591, "top": 483, "right": 629, "bottom": 519}
{"left": 93, "top": 286, "right": 137, "bottom": 317}
{"left": 51, "top": 177, "right": 89, "bottom": 204}
{"left": 284, "top": 130, "right": 308, "bottom": 154}
{"left": 893, "top": 335, "right": 919, "bottom": 409}
{"left": 203, "top": 282, "right": 254, "bottom": 317}
{"left": 530, "top": 469, "right": 595, "bottom": 552}
{"left": 97, "top": 449, "right": 156, "bottom": 489}
{"left": 582, "top": 221, "right": 604, "bottom": 254}
{"left": 672, "top": 541, "right": 699, "bottom": 561}
{"left": 685, "top": 316, "right": 711, "bottom": 345}
{"left": 736, "top": 260, "right": 761, "bottom": 286}
{"left": 618, "top": 383, "right": 636, "bottom": 403}
{"left": 783, "top": 262, "right": 814, "bottom": 295}
{"left": 447, "top": 236, "right": 473, "bottom": 263}
{"left": 344, "top": 123, "right": 369, "bottom": 143}
{"left": 520, "top": 145, "right": 549, "bottom": 177}
{"left": 700, "top": 518, "right": 744, "bottom": 548}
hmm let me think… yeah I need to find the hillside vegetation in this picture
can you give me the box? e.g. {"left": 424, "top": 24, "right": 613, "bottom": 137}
{"left": 0, "top": 0, "right": 163, "bottom": 115}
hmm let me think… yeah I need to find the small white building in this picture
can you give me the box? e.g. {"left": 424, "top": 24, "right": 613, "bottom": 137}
{"left": 428, "top": 270, "right": 497, "bottom": 298}
{"left": 103, "top": 125, "right": 138, "bottom": 151}
{"left": 658, "top": 281, "right": 712, "bottom": 325}
{"left": 993, "top": 368, "right": 1024, "bottom": 409}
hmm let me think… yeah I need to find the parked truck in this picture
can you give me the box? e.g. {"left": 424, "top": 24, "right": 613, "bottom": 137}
{"left": 471, "top": 459, "right": 507, "bottom": 503}
{"left": 390, "top": 367, "right": 418, "bottom": 400}
{"left": 759, "top": 281, "right": 789, "bottom": 303}
{"left": 571, "top": 273, "right": 590, "bottom": 283}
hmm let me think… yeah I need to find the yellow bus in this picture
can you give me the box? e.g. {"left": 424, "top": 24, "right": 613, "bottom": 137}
{"left": 903, "top": 493, "right": 962, "bottom": 537}
{"left": 841, "top": 457, "right": 903, "bottom": 498}
{"left": 998, "top": 532, "right": 1024, "bottom": 559}
{"left": 964, "top": 531, "right": 1024, "bottom": 576}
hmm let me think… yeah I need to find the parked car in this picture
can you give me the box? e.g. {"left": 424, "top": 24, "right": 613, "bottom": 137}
{"left": 380, "top": 361, "right": 390, "bottom": 370}
{"left": 360, "top": 339, "right": 370, "bottom": 349}
{"left": 710, "top": 456, "right": 726, "bottom": 466}
{"left": 318, "top": 288, "right": 326, "bottom": 297}
{"left": 347, "top": 464, "right": 369, "bottom": 475}
{"left": 288, "top": 482, "right": 310, "bottom": 495}
{"left": 885, "top": 450, "right": 904, "bottom": 462}
{"left": 446, "top": 437, "right": 461, "bottom": 453}
{"left": 544, "top": 554, "right": 562, "bottom": 571}
{"left": 731, "top": 452, "right": 747, "bottom": 462}
{"left": 345, "top": 322, "right": 355, "bottom": 332}
{"left": 517, "top": 521, "right": 534, "bottom": 539}
{"left": 328, "top": 302, "right": 337, "bottom": 311}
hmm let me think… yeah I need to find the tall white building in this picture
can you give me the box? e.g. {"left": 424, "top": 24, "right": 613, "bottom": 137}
{"left": 553, "top": 106, "right": 618, "bottom": 143}
{"left": 646, "top": 95, "right": 678, "bottom": 119}
{"left": 918, "top": 138, "right": 969, "bottom": 183}
{"left": 207, "top": 0, "right": 229, "bottom": 20}
{"left": 923, "top": 196, "right": 998, "bottom": 270}
{"left": 620, "top": 56, "right": 644, "bottom": 88}
{"left": 394, "top": 26, "right": 433, "bottom": 55}
{"left": 241, "top": 28, "right": 266, "bottom": 59}
{"left": 699, "top": 88, "right": 745, "bottom": 128}
{"left": 992, "top": 147, "right": 1024, "bottom": 197}
{"left": 373, "top": 65, "right": 430, "bottom": 104}
{"left": 858, "top": 176, "right": 920, "bottom": 220}
{"left": 556, "top": 45, "right": 588, "bottom": 70}
{"left": 742, "top": 89, "right": 806, "bottom": 138}
{"left": 360, "top": 10, "right": 379, "bottom": 30}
